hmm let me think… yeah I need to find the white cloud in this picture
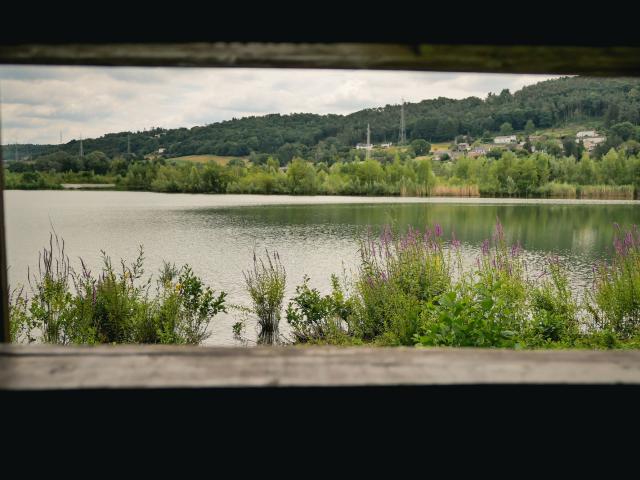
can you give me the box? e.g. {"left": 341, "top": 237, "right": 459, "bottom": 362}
{"left": 0, "top": 66, "right": 561, "bottom": 144}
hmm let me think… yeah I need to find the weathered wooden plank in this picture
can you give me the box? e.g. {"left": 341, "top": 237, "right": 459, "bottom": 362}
{"left": 1, "top": 43, "right": 640, "bottom": 75}
{"left": 2, "top": 344, "right": 640, "bottom": 390}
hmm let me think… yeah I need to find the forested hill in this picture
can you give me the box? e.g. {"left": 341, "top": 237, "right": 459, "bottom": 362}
{"left": 5, "top": 76, "right": 640, "bottom": 162}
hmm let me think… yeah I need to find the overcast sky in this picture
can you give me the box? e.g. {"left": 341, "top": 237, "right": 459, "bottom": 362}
{"left": 0, "top": 66, "right": 561, "bottom": 145}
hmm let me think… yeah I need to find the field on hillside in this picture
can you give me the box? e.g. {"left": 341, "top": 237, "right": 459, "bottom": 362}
{"left": 430, "top": 142, "right": 451, "bottom": 152}
{"left": 166, "top": 155, "right": 247, "bottom": 165}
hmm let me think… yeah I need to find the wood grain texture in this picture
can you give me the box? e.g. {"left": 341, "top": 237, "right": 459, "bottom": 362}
{"left": 2, "top": 344, "right": 640, "bottom": 390}
{"left": 1, "top": 43, "right": 639, "bottom": 75}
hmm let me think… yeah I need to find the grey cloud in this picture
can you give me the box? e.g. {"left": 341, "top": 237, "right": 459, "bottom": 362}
{"left": 0, "top": 65, "right": 561, "bottom": 145}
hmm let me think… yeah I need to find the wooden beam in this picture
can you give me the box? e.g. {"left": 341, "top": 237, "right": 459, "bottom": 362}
{"left": 2, "top": 344, "right": 640, "bottom": 390}
{"left": 1, "top": 43, "right": 639, "bottom": 75}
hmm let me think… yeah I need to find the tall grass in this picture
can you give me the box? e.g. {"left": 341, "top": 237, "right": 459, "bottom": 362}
{"left": 588, "top": 224, "right": 640, "bottom": 338}
{"left": 578, "top": 185, "right": 635, "bottom": 199}
{"left": 9, "top": 233, "right": 226, "bottom": 345}
{"left": 350, "top": 224, "right": 451, "bottom": 344}
{"left": 243, "top": 250, "right": 286, "bottom": 343}
{"left": 431, "top": 184, "right": 480, "bottom": 197}
{"left": 537, "top": 182, "right": 577, "bottom": 198}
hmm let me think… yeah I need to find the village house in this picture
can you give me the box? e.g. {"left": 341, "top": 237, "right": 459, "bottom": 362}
{"left": 355, "top": 143, "right": 372, "bottom": 150}
{"left": 469, "top": 147, "right": 488, "bottom": 157}
{"left": 379, "top": 142, "right": 393, "bottom": 148}
{"left": 494, "top": 135, "right": 517, "bottom": 144}
{"left": 581, "top": 137, "right": 606, "bottom": 151}
{"left": 576, "top": 130, "right": 597, "bottom": 138}
{"left": 454, "top": 142, "right": 470, "bottom": 152}
{"left": 575, "top": 130, "right": 606, "bottom": 151}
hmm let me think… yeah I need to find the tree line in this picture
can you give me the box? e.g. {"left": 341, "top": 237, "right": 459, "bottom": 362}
{"left": 5, "top": 144, "right": 640, "bottom": 199}
{"left": 4, "top": 76, "right": 640, "bottom": 162}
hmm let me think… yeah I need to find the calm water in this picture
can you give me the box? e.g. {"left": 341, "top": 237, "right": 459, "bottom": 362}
{"left": 5, "top": 191, "right": 640, "bottom": 345}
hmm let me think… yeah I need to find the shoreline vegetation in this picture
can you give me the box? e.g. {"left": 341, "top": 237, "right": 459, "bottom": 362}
{"left": 9, "top": 221, "right": 640, "bottom": 350}
{"left": 4, "top": 147, "right": 639, "bottom": 200}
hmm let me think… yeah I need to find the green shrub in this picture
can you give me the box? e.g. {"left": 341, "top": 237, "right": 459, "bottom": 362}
{"left": 588, "top": 225, "right": 640, "bottom": 338}
{"left": 243, "top": 250, "right": 286, "bottom": 341}
{"left": 10, "top": 234, "right": 226, "bottom": 345}
{"left": 350, "top": 225, "right": 451, "bottom": 344}
{"left": 415, "top": 221, "right": 527, "bottom": 347}
{"left": 525, "top": 258, "right": 579, "bottom": 346}
{"left": 285, "top": 274, "right": 353, "bottom": 343}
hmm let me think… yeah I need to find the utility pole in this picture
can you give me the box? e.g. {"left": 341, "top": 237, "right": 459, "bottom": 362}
{"left": 366, "top": 123, "right": 371, "bottom": 160}
{"left": 398, "top": 98, "right": 406, "bottom": 145}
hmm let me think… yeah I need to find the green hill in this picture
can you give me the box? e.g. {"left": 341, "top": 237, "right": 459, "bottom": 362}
{"left": 4, "top": 76, "right": 640, "bottom": 164}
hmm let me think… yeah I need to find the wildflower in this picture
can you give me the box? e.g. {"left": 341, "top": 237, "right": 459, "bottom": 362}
{"left": 481, "top": 239, "right": 490, "bottom": 256}
{"left": 624, "top": 230, "right": 634, "bottom": 249}
{"left": 434, "top": 223, "right": 442, "bottom": 238}
{"left": 451, "top": 231, "right": 460, "bottom": 250}
{"left": 175, "top": 282, "right": 182, "bottom": 292}
{"left": 493, "top": 218, "right": 504, "bottom": 242}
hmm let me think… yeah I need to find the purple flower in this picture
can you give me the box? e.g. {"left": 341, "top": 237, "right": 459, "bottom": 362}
{"left": 451, "top": 231, "right": 461, "bottom": 249}
{"left": 481, "top": 239, "right": 490, "bottom": 256}
{"left": 624, "top": 231, "right": 634, "bottom": 249}
{"left": 434, "top": 223, "right": 442, "bottom": 238}
{"left": 493, "top": 218, "right": 504, "bottom": 242}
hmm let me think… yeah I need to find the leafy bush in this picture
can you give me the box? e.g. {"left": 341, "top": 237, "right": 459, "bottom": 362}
{"left": 10, "top": 234, "right": 226, "bottom": 345}
{"left": 350, "top": 225, "right": 451, "bottom": 344}
{"left": 415, "top": 220, "right": 527, "bottom": 347}
{"left": 285, "top": 274, "right": 354, "bottom": 343}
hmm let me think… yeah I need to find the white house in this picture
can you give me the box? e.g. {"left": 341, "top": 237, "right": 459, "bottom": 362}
{"left": 576, "top": 130, "right": 597, "bottom": 138}
{"left": 494, "top": 135, "right": 517, "bottom": 144}
{"left": 379, "top": 142, "right": 392, "bottom": 148}
{"left": 356, "top": 143, "right": 372, "bottom": 150}
{"left": 581, "top": 137, "right": 606, "bottom": 151}
{"left": 158, "top": 148, "right": 166, "bottom": 154}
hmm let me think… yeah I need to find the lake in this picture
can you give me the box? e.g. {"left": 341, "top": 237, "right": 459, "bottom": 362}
{"left": 4, "top": 190, "right": 640, "bottom": 345}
